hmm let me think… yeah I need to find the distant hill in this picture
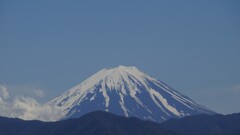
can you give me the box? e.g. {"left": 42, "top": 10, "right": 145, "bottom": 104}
{"left": 0, "top": 111, "right": 172, "bottom": 135}
{"left": 162, "top": 113, "right": 240, "bottom": 135}
{"left": 0, "top": 111, "right": 239, "bottom": 135}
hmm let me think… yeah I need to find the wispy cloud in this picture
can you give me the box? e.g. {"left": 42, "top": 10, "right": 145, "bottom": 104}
{"left": 0, "top": 85, "right": 10, "bottom": 100}
{"left": 193, "top": 83, "right": 240, "bottom": 114}
{"left": 232, "top": 84, "right": 240, "bottom": 92}
{"left": 0, "top": 85, "right": 63, "bottom": 121}
{"left": 0, "top": 84, "right": 46, "bottom": 99}
{"left": 33, "top": 89, "right": 44, "bottom": 98}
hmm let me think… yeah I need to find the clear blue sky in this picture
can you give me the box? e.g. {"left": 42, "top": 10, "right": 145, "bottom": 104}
{"left": 0, "top": 0, "right": 239, "bottom": 114}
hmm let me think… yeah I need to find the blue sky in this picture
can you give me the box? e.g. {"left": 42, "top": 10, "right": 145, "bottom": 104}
{"left": 0, "top": 0, "right": 240, "bottom": 114}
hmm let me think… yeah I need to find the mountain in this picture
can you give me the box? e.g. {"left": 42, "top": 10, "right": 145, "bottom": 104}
{"left": 48, "top": 66, "right": 213, "bottom": 122}
{"left": 0, "top": 111, "right": 239, "bottom": 135}
{"left": 0, "top": 111, "right": 173, "bottom": 135}
{"left": 162, "top": 113, "right": 240, "bottom": 135}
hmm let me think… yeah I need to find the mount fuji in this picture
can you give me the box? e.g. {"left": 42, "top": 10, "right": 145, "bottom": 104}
{"left": 48, "top": 66, "right": 214, "bottom": 122}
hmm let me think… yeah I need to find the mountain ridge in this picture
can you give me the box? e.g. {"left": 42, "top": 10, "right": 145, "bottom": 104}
{"left": 0, "top": 111, "right": 173, "bottom": 135}
{"left": 162, "top": 112, "right": 240, "bottom": 135}
{"left": 0, "top": 111, "right": 239, "bottom": 135}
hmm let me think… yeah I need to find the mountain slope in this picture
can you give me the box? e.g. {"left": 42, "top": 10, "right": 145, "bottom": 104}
{"left": 48, "top": 66, "right": 213, "bottom": 122}
{"left": 162, "top": 113, "right": 240, "bottom": 135}
{"left": 0, "top": 111, "right": 173, "bottom": 135}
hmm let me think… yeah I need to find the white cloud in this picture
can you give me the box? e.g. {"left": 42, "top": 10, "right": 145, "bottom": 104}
{"left": 233, "top": 84, "right": 240, "bottom": 91}
{"left": 0, "top": 85, "right": 63, "bottom": 121}
{"left": 0, "top": 85, "right": 10, "bottom": 100}
{"left": 33, "top": 89, "right": 44, "bottom": 98}
{"left": 0, "top": 84, "right": 47, "bottom": 100}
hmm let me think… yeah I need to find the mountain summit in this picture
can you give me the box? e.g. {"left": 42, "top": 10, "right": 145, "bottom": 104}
{"left": 48, "top": 66, "right": 213, "bottom": 122}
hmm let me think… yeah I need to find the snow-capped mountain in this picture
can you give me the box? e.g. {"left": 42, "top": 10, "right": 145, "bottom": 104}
{"left": 48, "top": 66, "right": 214, "bottom": 122}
